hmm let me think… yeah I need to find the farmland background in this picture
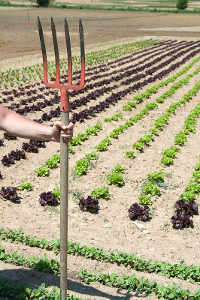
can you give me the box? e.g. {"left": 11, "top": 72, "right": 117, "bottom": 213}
{"left": 1, "top": 6, "right": 200, "bottom": 300}
{"left": 1, "top": 0, "right": 200, "bottom": 13}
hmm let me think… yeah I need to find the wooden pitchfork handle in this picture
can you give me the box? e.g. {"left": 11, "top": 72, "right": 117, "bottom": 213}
{"left": 38, "top": 17, "right": 85, "bottom": 300}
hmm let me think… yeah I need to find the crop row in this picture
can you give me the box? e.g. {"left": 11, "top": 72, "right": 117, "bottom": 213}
{"left": 1, "top": 41, "right": 199, "bottom": 111}
{"left": 1, "top": 39, "right": 191, "bottom": 122}
{"left": 0, "top": 279, "right": 80, "bottom": 300}
{"left": 2, "top": 41, "right": 199, "bottom": 163}
{"left": 0, "top": 39, "right": 160, "bottom": 89}
{"left": 1, "top": 227, "right": 200, "bottom": 283}
{"left": 80, "top": 268, "right": 200, "bottom": 299}
{"left": 0, "top": 228, "right": 200, "bottom": 299}
{"left": 73, "top": 68, "right": 200, "bottom": 174}
{"left": 2, "top": 43, "right": 200, "bottom": 203}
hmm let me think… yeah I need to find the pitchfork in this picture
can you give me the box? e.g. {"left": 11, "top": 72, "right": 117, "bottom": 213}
{"left": 38, "top": 17, "right": 85, "bottom": 300}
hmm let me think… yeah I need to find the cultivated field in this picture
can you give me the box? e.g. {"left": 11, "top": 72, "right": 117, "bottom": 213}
{"left": 1, "top": 7, "right": 200, "bottom": 300}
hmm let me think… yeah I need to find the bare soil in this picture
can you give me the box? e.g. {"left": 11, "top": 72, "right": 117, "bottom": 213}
{"left": 0, "top": 7, "right": 200, "bottom": 300}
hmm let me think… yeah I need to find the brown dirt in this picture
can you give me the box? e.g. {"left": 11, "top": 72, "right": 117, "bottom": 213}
{"left": 1, "top": 7, "right": 200, "bottom": 300}
{"left": 1, "top": 7, "right": 200, "bottom": 62}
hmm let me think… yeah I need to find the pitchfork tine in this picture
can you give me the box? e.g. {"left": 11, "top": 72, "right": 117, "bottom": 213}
{"left": 51, "top": 17, "right": 60, "bottom": 84}
{"left": 37, "top": 17, "right": 48, "bottom": 85}
{"left": 64, "top": 18, "right": 85, "bottom": 88}
{"left": 64, "top": 18, "right": 72, "bottom": 86}
{"left": 79, "top": 19, "right": 85, "bottom": 88}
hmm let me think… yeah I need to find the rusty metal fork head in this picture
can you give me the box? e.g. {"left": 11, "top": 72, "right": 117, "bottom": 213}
{"left": 38, "top": 17, "right": 85, "bottom": 112}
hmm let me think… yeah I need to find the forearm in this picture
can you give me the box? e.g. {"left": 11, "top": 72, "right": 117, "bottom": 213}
{"left": 1, "top": 110, "right": 53, "bottom": 141}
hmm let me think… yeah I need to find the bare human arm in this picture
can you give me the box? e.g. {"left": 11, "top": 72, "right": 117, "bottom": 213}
{"left": 0, "top": 104, "right": 74, "bottom": 143}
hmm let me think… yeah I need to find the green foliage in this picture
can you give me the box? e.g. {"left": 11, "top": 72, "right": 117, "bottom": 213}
{"left": 149, "top": 127, "right": 159, "bottom": 135}
{"left": 91, "top": 187, "right": 110, "bottom": 199}
{"left": 107, "top": 172, "right": 124, "bottom": 186}
{"left": 93, "top": 123, "right": 102, "bottom": 131}
{"left": 36, "top": 166, "right": 50, "bottom": 177}
{"left": 0, "top": 246, "right": 60, "bottom": 274}
{"left": 77, "top": 133, "right": 88, "bottom": 141}
{"left": 153, "top": 113, "right": 170, "bottom": 130}
{"left": 139, "top": 195, "right": 152, "bottom": 205}
{"left": 180, "top": 191, "right": 196, "bottom": 202}
{"left": 132, "top": 142, "right": 143, "bottom": 152}
{"left": 52, "top": 188, "right": 60, "bottom": 200}
{"left": 80, "top": 268, "right": 199, "bottom": 299}
{"left": 112, "top": 165, "right": 125, "bottom": 173}
{"left": 85, "top": 152, "right": 98, "bottom": 160}
{"left": 124, "top": 150, "right": 135, "bottom": 159}
{"left": 123, "top": 101, "right": 137, "bottom": 111}
{"left": 35, "top": 0, "right": 52, "bottom": 7}
{"left": 191, "top": 171, "right": 200, "bottom": 183}
{"left": 140, "top": 108, "right": 149, "bottom": 116}
{"left": 2, "top": 226, "right": 200, "bottom": 287}
{"left": 106, "top": 165, "right": 125, "bottom": 186}
{"left": 161, "top": 146, "right": 180, "bottom": 166}
{"left": 123, "top": 104, "right": 133, "bottom": 111}
{"left": 69, "top": 146, "right": 75, "bottom": 154}
{"left": 142, "top": 182, "right": 161, "bottom": 196}
{"left": 104, "top": 112, "right": 123, "bottom": 122}
{"left": 194, "top": 162, "right": 200, "bottom": 171}
{"left": 18, "top": 182, "right": 33, "bottom": 191}
{"left": 144, "top": 102, "right": 158, "bottom": 110}
{"left": 0, "top": 279, "right": 65, "bottom": 300}
{"left": 52, "top": 154, "right": 60, "bottom": 162}
{"left": 109, "top": 125, "right": 126, "bottom": 139}
{"left": 74, "top": 152, "right": 98, "bottom": 176}
{"left": 163, "top": 148, "right": 180, "bottom": 159}
{"left": 70, "top": 123, "right": 102, "bottom": 148}
{"left": 104, "top": 112, "right": 122, "bottom": 122}
{"left": 94, "top": 138, "right": 111, "bottom": 151}
{"left": 85, "top": 127, "right": 97, "bottom": 136}
{"left": 147, "top": 170, "right": 164, "bottom": 184}
{"left": 176, "top": 0, "right": 188, "bottom": 10}
{"left": 138, "top": 134, "right": 154, "bottom": 146}
{"left": 74, "top": 158, "right": 89, "bottom": 176}
{"left": 161, "top": 156, "right": 174, "bottom": 166}
{"left": 70, "top": 137, "right": 82, "bottom": 146}
{"left": 45, "top": 157, "right": 58, "bottom": 169}
{"left": 174, "top": 131, "right": 187, "bottom": 146}
{"left": 185, "top": 182, "right": 200, "bottom": 193}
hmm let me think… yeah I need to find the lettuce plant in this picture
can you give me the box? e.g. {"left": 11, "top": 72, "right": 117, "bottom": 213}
{"left": 128, "top": 203, "right": 150, "bottom": 221}
{"left": 19, "top": 182, "right": 33, "bottom": 191}
{"left": 45, "top": 158, "right": 58, "bottom": 169}
{"left": 132, "top": 142, "right": 143, "bottom": 152}
{"left": 78, "top": 196, "right": 98, "bottom": 213}
{"left": 91, "top": 187, "right": 109, "bottom": 199}
{"left": 36, "top": 166, "right": 50, "bottom": 177}
{"left": 75, "top": 158, "right": 89, "bottom": 176}
{"left": 0, "top": 187, "right": 18, "bottom": 201}
{"left": 106, "top": 165, "right": 125, "bottom": 186}
{"left": 107, "top": 172, "right": 124, "bottom": 186}
{"left": 142, "top": 182, "right": 161, "bottom": 196}
{"left": 147, "top": 170, "right": 164, "bottom": 184}
{"left": 171, "top": 213, "right": 193, "bottom": 229}
{"left": 139, "top": 195, "right": 152, "bottom": 206}
{"left": 39, "top": 192, "right": 59, "bottom": 206}
{"left": 124, "top": 151, "right": 135, "bottom": 159}
{"left": 94, "top": 138, "right": 111, "bottom": 151}
{"left": 174, "top": 199, "right": 198, "bottom": 216}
